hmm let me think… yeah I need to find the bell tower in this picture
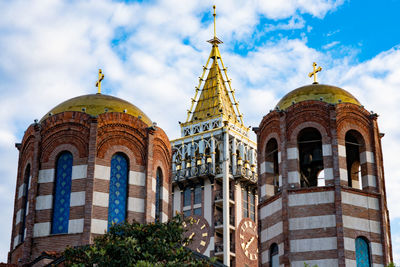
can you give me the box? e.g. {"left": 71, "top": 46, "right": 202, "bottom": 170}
{"left": 255, "top": 64, "right": 392, "bottom": 266}
{"left": 171, "top": 6, "right": 258, "bottom": 267}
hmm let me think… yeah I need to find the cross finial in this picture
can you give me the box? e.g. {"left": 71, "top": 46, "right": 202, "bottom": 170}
{"left": 96, "top": 69, "right": 104, "bottom": 94}
{"left": 207, "top": 5, "right": 222, "bottom": 45}
{"left": 213, "top": 5, "right": 216, "bottom": 39}
{"left": 308, "top": 62, "right": 322, "bottom": 84}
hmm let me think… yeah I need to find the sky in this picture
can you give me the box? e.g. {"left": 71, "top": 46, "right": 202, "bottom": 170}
{"left": 0, "top": 0, "right": 400, "bottom": 263}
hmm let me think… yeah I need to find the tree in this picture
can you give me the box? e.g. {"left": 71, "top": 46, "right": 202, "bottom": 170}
{"left": 63, "top": 214, "right": 216, "bottom": 266}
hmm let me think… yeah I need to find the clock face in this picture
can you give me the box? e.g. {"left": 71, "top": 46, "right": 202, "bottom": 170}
{"left": 238, "top": 218, "right": 258, "bottom": 261}
{"left": 182, "top": 215, "right": 210, "bottom": 254}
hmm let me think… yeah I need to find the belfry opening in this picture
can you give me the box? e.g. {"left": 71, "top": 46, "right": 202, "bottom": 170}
{"left": 298, "top": 127, "right": 324, "bottom": 188}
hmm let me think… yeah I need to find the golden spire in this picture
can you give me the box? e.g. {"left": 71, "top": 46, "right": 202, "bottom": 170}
{"left": 184, "top": 6, "right": 244, "bottom": 127}
{"left": 308, "top": 62, "right": 322, "bottom": 84}
{"left": 96, "top": 69, "right": 104, "bottom": 94}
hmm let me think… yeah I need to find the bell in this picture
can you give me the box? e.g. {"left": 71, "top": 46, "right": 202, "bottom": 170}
{"left": 302, "top": 153, "right": 312, "bottom": 165}
{"left": 312, "top": 148, "right": 322, "bottom": 161}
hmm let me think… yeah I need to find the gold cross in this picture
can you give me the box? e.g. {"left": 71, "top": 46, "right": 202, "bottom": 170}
{"left": 308, "top": 62, "right": 322, "bottom": 84}
{"left": 96, "top": 69, "right": 104, "bottom": 94}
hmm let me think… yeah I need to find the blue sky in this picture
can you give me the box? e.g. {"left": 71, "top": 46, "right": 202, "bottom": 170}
{"left": 0, "top": 0, "right": 400, "bottom": 263}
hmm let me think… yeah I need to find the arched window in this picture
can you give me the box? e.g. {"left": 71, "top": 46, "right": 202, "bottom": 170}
{"left": 355, "top": 237, "right": 371, "bottom": 267}
{"left": 108, "top": 153, "right": 128, "bottom": 229}
{"left": 21, "top": 164, "right": 30, "bottom": 241}
{"left": 270, "top": 243, "right": 279, "bottom": 266}
{"left": 265, "top": 139, "right": 279, "bottom": 196}
{"left": 298, "top": 128, "right": 324, "bottom": 188}
{"left": 52, "top": 152, "right": 73, "bottom": 234}
{"left": 346, "top": 130, "right": 364, "bottom": 189}
{"left": 155, "top": 167, "right": 163, "bottom": 220}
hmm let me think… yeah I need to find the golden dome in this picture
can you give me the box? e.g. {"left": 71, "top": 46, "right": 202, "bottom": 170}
{"left": 41, "top": 93, "right": 152, "bottom": 126}
{"left": 276, "top": 84, "right": 361, "bottom": 110}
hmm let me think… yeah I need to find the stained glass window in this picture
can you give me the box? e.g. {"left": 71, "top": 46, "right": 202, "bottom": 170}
{"left": 194, "top": 185, "right": 202, "bottom": 205}
{"left": 108, "top": 153, "right": 128, "bottom": 229}
{"left": 184, "top": 188, "right": 191, "bottom": 207}
{"left": 155, "top": 168, "right": 163, "bottom": 220}
{"left": 194, "top": 207, "right": 202, "bottom": 216}
{"left": 21, "top": 164, "right": 30, "bottom": 241}
{"left": 356, "top": 237, "right": 371, "bottom": 267}
{"left": 183, "top": 210, "right": 191, "bottom": 217}
{"left": 52, "top": 152, "right": 73, "bottom": 234}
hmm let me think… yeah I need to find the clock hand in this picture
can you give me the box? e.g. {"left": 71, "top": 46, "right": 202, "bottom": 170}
{"left": 188, "top": 232, "right": 195, "bottom": 240}
{"left": 245, "top": 237, "right": 255, "bottom": 250}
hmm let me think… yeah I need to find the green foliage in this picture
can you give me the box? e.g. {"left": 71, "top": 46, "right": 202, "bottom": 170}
{"left": 304, "top": 263, "right": 318, "bottom": 267}
{"left": 64, "top": 214, "right": 214, "bottom": 267}
{"left": 386, "top": 263, "right": 396, "bottom": 267}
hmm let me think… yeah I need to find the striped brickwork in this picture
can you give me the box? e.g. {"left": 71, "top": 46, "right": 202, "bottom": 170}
{"left": 9, "top": 110, "right": 172, "bottom": 265}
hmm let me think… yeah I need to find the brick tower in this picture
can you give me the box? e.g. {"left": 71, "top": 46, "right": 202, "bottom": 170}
{"left": 171, "top": 6, "right": 258, "bottom": 267}
{"left": 255, "top": 64, "right": 392, "bottom": 266}
{"left": 8, "top": 72, "right": 172, "bottom": 265}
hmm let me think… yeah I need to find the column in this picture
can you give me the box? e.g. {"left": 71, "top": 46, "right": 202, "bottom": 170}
{"left": 222, "top": 128, "right": 230, "bottom": 265}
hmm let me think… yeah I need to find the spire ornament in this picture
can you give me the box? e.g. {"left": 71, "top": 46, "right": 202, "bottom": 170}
{"left": 184, "top": 5, "right": 244, "bottom": 127}
{"left": 207, "top": 5, "right": 222, "bottom": 45}
{"left": 308, "top": 62, "right": 322, "bottom": 84}
{"left": 213, "top": 5, "right": 216, "bottom": 39}
{"left": 96, "top": 69, "right": 105, "bottom": 94}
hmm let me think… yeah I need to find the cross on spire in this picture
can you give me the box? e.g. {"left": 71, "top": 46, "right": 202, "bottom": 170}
{"left": 213, "top": 5, "right": 216, "bottom": 39}
{"left": 96, "top": 69, "right": 104, "bottom": 94}
{"left": 208, "top": 5, "right": 222, "bottom": 45}
{"left": 308, "top": 62, "right": 322, "bottom": 84}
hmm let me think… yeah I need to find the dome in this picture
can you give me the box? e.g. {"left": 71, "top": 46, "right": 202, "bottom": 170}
{"left": 41, "top": 93, "right": 152, "bottom": 126}
{"left": 276, "top": 84, "right": 361, "bottom": 110}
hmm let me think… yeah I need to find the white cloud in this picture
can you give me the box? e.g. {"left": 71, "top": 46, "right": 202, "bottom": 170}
{"left": 322, "top": 41, "right": 340, "bottom": 49}
{"left": 265, "top": 15, "right": 306, "bottom": 32}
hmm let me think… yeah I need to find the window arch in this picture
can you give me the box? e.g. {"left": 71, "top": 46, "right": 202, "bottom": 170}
{"left": 355, "top": 237, "right": 371, "bottom": 266}
{"left": 52, "top": 151, "right": 73, "bottom": 234}
{"left": 298, "top": 128, "right": 324, "bottom": 188}
{"left": 345, "top": 130, "right": 365, "bottom": 189}
{"left": 21, "top": 164, "right": 31, "bottom": 241}
{"left": 270, "top": 243, "right": 279, "bottom": 266}
{"left": 155, "top": 167, "right": 163, "bottom": 220}
{"left": 108, "top": 153, "right": 128, "bottom": 229}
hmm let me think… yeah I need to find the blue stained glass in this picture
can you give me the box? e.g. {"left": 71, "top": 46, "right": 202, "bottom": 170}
{"left": 52, "top": 152, "right": 73, "bottom": 234}
{"left": 108, "top": 154, "right": 128, "bottom": 229}
{"left": 356, "top": 237, "right": 371, "bottom": 267}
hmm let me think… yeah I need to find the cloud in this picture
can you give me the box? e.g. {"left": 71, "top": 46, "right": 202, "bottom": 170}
{"left": 322, "top": 41, "right": 340, "bottom": 49}
{"left": 264, "top": 15, "right": 306, "bottom": 32}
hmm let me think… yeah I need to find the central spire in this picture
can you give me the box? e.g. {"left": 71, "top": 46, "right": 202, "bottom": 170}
{"left": 184, "top": 6, "right": 244, "bottom": 127}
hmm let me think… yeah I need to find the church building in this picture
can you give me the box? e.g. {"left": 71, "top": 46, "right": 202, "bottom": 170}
{"left": 6, "top": 6, "right": 393, "bottom": 267}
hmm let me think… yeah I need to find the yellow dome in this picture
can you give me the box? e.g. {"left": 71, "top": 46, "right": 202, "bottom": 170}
{"left": 41, "top": 93, "right": 152, "bottom": 126}
{"left": 276, "top": 84, "right": 361, "bottom": 110}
